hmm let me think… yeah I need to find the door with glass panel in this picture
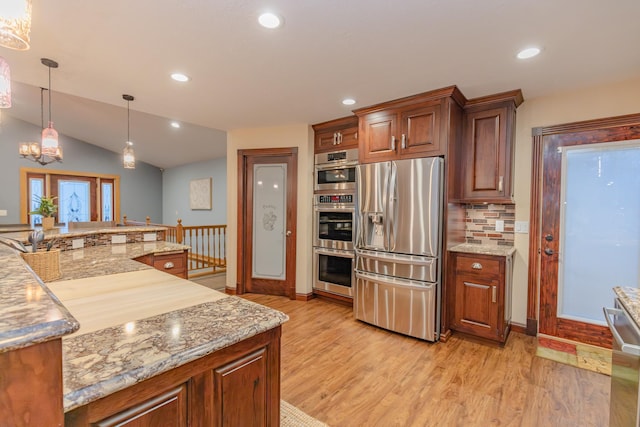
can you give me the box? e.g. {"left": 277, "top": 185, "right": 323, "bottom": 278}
{"left": 539, "top": 133, "right": 640, "bottom": 347}
{"left": 238, "top": 148, "right": 297, "bottom": 299}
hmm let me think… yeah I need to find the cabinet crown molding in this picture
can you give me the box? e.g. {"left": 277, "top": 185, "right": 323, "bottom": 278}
{"left": 464, "top": 89, "right": 524, "bottom": 109}
{"left": 353, "top": 85, "right": 466, "bottom": 116}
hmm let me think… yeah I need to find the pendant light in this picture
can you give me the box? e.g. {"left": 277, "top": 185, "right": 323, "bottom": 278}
{"left": 18, "top": 59, "right": 63, "bottom": 166}
{"left": 40, "top": 58, "right": 59, "bottom": 157}
{"left": 122, "top": 94, "right": 135, "bottom": 169}
{"left": 0, "top": 0, "right": 32, "bottom": 51}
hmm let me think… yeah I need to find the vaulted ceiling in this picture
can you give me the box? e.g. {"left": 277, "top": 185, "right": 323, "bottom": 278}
{"left": 2, "top": 0, "right": 639, "bottom": 168}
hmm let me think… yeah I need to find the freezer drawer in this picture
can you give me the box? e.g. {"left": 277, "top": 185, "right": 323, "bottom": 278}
{"left": 355, "top": 270, "right": 438, "bottom": 341}
{"left": 356, "top": 249, "right": 437, "bottom": 282}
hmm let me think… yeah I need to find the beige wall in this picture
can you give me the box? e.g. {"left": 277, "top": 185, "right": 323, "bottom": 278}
{"left": 226, "top": 124, "right": 315, "bottom": 295}
{"left": 511, "top": 76, "right": 640, "bottom": 325}
{"left": 225, "top": 77, "right": 640, "bottom": 324}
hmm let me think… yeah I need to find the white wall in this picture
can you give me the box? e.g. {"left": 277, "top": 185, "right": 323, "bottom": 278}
{"left": 226, "top": 124, "right": 314, "bottom": 294}
{"left": 511, "top": 76, "right": 640, "bottom": 325}
{"left": 162, "top": 157, "right": 227, "bottom": 226}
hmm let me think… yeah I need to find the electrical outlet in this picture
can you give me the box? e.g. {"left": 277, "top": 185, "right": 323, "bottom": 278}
{"left": 495, "top": 220, "right": 504, "bottom": 232}
{"left": 143, "top": 233, "right": 157, "bottom": 242}
{"left": 72, "top": 238, "right": 85, "bottom": 249}
{"left": 0, "top": 210, "right": 7, "bottom": 216}
{"left": 111, "top": 234, "right": 127, "bottom": 244}
{"left": 515, "top": 221, "right": 530, "bottom": 234}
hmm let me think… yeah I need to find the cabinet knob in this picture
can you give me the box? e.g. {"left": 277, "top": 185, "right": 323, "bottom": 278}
{"left": 471, "top": 262, "right": 482, "bottom": 270}
{"left": 164, "top": 261, "right": 174, "bottom": 269}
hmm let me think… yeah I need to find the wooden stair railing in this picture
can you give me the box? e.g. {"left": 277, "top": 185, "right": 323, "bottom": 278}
{"left": 122, "top": 216, "right": 226, "bottom": 277}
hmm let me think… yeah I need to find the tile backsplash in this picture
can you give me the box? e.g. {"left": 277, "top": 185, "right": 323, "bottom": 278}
{"left": 465, "top": 204, "right": 515, "bottom": 246}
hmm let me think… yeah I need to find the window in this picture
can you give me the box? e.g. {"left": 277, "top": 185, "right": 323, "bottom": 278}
{"left": 20, "top": 168, "right": 120, "bottom": 226}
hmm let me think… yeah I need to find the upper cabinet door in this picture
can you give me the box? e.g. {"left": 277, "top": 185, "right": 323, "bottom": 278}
{"left": 399, "top": 102, "right": 442, "bottom": 158}
{"left": 359, "top": 110, "right": 398, "bottom": 163}
{"left": 312, "top": 116, "right": 359, "bottom": 153}
{"left": 462, "top": 105, "right": 513, "bottom": 202}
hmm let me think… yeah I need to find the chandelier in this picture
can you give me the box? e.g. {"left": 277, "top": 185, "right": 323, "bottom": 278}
{"left": 0, "top": 0, "right": 32, "bottom": 51}
{"left": 19, "top": 58, "right": 63, "bottom": 165}
{"left": 122, "top": 94, "right": 135, "bottom": 169}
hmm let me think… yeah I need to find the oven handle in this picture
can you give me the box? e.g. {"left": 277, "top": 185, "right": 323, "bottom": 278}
{"left": 315, "top": 161, "right": 359, "bottom": 171}
{"left": 314, "top": 206, "right": 355, "bottom": 213}
{"left": 314, "top": 247, "right": 355, "bottom": 259}
{"left": 604, "top": 307, "right": 640, "bottom": 356}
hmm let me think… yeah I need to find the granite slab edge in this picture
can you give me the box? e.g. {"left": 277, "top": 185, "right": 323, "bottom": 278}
{"left": 614, "top": 287, "right": 640, "bottom": 327}
{"left": 449, "top": 243, "right": 516, "bottom": 257}
{"left": 63, "top": 296, "right": 289, "bottom": 412}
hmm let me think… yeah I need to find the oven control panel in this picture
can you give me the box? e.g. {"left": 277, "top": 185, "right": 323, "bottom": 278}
{"left": 317, "top": 194, "right": 353, "bottom": 204}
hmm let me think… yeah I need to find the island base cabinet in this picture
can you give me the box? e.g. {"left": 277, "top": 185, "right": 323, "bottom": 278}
{"left": 65, "top": 327, "right": 281, "bottom": 427}
{"left": 0, "top": 338, "right": 64, "bottom": 426}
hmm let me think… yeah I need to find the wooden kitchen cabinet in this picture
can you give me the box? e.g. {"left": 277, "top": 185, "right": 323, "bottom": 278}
{"left": 135, "top": 250, "right": 188, "bottom": 279}
{"left": 312, "top": 116, "right": 359, "bottom": 153}
{"left": 456, "top": 90, "right": 523, "bottom": 203}
{"left": 449, "top": 251, "right": 513, "bottom": 343}
{"left": 65, "top": 327, "right": 281, "bottom": 427}
{"left": 356, "top": 93, "right": 450, "bottom": 163}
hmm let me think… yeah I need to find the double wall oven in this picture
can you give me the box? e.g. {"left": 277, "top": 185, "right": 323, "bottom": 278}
{"left": 313, "top": 148, "right": 358, "bottom": 299}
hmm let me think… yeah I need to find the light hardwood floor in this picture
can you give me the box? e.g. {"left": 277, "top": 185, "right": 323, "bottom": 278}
{"left": 240, "top": 294, "right": 610, "bottom": 427}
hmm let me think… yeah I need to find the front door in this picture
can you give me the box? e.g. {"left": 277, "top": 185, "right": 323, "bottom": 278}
{"left": 536, "top": 116, "right": 640, "bottom": 347}
{"left": 237, "top": 148, "right": 297, "bottom": 299}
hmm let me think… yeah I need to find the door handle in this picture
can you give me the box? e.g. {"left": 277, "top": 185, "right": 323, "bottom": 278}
{"left": 286, "top": 230, "right": 292, "bottom": 237}
{"left": 544, "top": 248, "right": 554, "bottom": 256}
{"left": 391, "top": 136, "right": 396, "bottom": 151}
{"left": 545, "top": 234, "right": 553, "bottom": 242}
{"left": 401, "top": 134, "right": 406, "bottom": 149}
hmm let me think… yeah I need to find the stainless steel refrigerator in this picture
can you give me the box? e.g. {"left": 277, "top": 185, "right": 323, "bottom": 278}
{"left": 355, "top": 157, "right": 443, "bottom": 341}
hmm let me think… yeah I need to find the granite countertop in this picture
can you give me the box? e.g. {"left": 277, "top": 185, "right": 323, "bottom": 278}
{"left": 56, "top": 241, "right": 190, "bottom": 281}
{"left": 449, "top": 243, "right": 516, "bottom": 257}
{"left": 0, "top": 245, "right": 79, "bottom": 352}
{"left": 614, "top": 287, "right": 640, "bottom": 327}
{"left": 0, "top": 225, "right": 168, "bottom": 243}
{"left": 62, "top": 294, "right": 288, "bottom": 411}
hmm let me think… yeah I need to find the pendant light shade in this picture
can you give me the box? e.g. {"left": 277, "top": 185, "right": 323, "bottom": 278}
{"left": 0, "top": 0, "right": 32, "bottom": 51}
{"left": 40, "top": 58, "right": 59, "bottom": 156}
{"left": 122, "top": 94, "right": 135, "bottom": 169}
{"left": 0, "top": 56, "right": 11, "bottom": 108}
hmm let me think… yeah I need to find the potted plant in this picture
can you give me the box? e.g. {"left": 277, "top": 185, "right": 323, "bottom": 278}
{"left": 30, "top": 195, "right": 58, "bottom": 230}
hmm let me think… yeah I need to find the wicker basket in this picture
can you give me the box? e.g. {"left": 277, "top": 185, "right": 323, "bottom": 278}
{"left": 21, "top": 249, "right": 61, "bottom": 282}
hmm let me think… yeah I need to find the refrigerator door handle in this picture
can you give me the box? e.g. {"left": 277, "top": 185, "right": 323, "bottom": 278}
{"left": 604, "top": 307, "right": 640, "bottom": 356}
{"left": 387, "top": 161, "right": 397, "bottom": 252}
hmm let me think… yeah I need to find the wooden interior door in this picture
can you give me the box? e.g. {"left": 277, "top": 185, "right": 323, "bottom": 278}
{"left": 237, "top": 148, "right": 297, "bottom": 299}
{"left": 532, "top": 114, "right": 640, "bottom": 346}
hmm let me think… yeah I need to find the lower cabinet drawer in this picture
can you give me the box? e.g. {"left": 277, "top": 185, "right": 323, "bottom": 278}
{"left": 455, "top": 254, "right": 500, "bottom": 278}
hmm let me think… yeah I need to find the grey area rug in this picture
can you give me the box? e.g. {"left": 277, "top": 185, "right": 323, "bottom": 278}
{"left": 281, "top": 400, "right": 328, "bottom": 427}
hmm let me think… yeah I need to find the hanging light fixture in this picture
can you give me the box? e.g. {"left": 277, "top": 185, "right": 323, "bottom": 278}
{"left": 18, "top": 59, "right": 63, "bottom": 166}
{"left": 0, "top": 56, "right": 11, "bottom": 108}
{"left": 0, "top": 0, "right": 32, "bottom": 51}
{"left": 122, "top": 94, "right": 135, "bottom": 169}
{"left": 40, "top": 58, "right": 60, "bottom": 157}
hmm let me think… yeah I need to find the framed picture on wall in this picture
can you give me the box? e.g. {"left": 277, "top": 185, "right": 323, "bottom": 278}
{"left": 190, "top": 178, "right": 212, "bottom": 210}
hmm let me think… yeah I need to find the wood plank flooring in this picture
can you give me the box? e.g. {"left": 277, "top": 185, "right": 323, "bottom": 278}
{"left": 241, "top": 294, "right": 611, "bottom": 427}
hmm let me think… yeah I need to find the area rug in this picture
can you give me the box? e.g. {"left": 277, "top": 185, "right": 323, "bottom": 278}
{"left": 281, "top": 400, "right": 329, "bottom": 427}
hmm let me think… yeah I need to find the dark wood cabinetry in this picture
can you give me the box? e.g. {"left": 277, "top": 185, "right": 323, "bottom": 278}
{"left": 312, "top": 116, "right": 359, "bottom": 153}
{"left": 66, "top": 327, "right": 281, "bottom": 427}
{"left": 455, "top": 90, "right": 523, "bottom": 203}
{"left": 450, "top": 252, "right": 513, "bottom": 343}
{"left": 135, "top": 250, "right": 188, "bottom": 279}
{"left": 354, "top": 88, "right": 462, "bottom": 163}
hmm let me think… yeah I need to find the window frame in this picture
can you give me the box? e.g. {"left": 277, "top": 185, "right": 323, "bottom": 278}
{"left": 20, "top": 167, "right": 121, "bottom": 225}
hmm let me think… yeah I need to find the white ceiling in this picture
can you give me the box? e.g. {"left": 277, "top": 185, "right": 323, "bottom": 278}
{"left": 2, "top": 0, "right": 639, "bottom": 169}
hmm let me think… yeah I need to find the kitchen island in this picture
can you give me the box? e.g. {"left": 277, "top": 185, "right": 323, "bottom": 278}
{"left": 0, "top": 226, "right": 287, "bottom": 426}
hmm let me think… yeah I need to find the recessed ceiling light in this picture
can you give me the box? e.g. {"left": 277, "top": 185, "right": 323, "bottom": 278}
{"left": 517, "top": 47, "right": 541, "bottom": 59}
{"left": 171, "top": 73, "right": 190, "bottom": 82}
{"left": 342, "top": 98, "right": 356, "bottom": 106}
{"left": 170, "top": 121, "right": 181, "bottom": 129}
{"left": 258, "top": 12, "right": 282, "bottom": 29}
